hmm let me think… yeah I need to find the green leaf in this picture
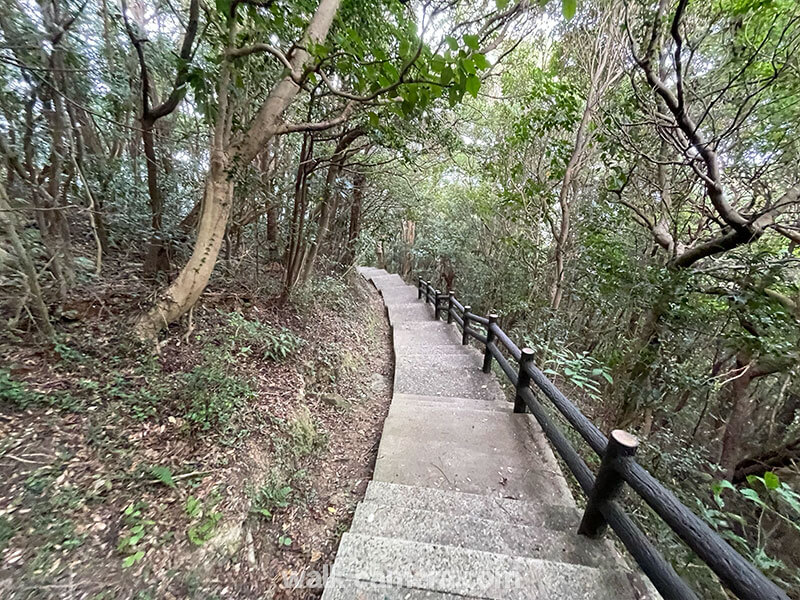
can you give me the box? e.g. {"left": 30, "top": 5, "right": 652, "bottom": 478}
{"left": 150, "top": 465, "right": 176, "bottom": 489}
{"left": 445, "top": 36, "right": 458, "bottom": 51}
{"left": 440, "top": 66, "right": 454, "bottom": 86}
{"left": 496, "top": 0, "right": 511, "bottom": 7}
{"left": 185, "top": 495, "right": 201, "bottom": 518}
{"left": 368, "top": 112, "right": 380, "bottom": 127}
{"left": 465, "top": 74, "right": 480, "bottom": 98}
{"left": 463, "top": 34, "right": 480, "bottom": 51}
{"left": 214, "top": 0, "right": 231, "bottom": 16}
{"left": 473, "top": 53, "right": 491, "bottom": 70}
{"left": 122, "top": 550, "right": 145, "bottom": 568}
{"left": 562, "top": 0, "right": 577, "bottom": 20}
{"left": 740, "top": 488, "right": 768, "bottom": 508}
{"left": 764, "top": 471, "right": 780, "bottom": 490}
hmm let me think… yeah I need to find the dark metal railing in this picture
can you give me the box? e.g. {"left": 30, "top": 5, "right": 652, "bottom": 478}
{"left": 415, "top": 276, "right": 790, "bottom": 600}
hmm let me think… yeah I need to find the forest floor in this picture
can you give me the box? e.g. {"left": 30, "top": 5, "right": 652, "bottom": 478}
{"left": 0, "top": 267, "right": 393, "bottom": 599}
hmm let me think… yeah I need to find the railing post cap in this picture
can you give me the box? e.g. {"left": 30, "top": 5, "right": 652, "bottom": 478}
{"left": 464, "top": 304, "right": 471, "bottom": 310}
{"left": 488, "top": 312, "right": 499, "bottom": 321}
{"left": 448, "top": 290, "right": 454, "bottom": 296}
{"left": 610, "top": 429, "right": 639, "bottom": 452}
{"left": 521, "top": 347, "right": 535, "bottom": 359}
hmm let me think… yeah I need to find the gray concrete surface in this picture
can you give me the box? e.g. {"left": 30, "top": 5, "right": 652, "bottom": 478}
{"left": 320, "top": 268, "right": 654, "bottom": 600}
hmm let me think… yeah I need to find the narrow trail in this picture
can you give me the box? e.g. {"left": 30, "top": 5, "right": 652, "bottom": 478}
{"left": 321, "top": 267, "right": 652, "bottom": 599}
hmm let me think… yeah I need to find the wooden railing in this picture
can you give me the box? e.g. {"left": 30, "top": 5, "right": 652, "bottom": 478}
{"left": 417, "top": 276, "right": 790, "bottom": 600}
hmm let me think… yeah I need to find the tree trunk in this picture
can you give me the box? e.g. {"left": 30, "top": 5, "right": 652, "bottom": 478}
{"left": 0, "top": 185, "right": 55, "bottom": 340}
{"left": 401, "top": 220, "right": 415, "bottom": 278}
{"left": 300, "top": 128, "right": 363, "bottom": 284}
{"left": 282, "top": 133, "right": 314, "bottom": 296}
{"left": 135, "top": 153, "right": 233, "bottom": 336}
{"left": 344, "top": 171, "right": 364, "bottom": 265}
{"left": 719, "top": 351, "right": 757, "bottom": 478}
{"left": 142, "top": 119, "right": 171, "bottom": 275}
{"left": 135, "top": 0, "right": 342, "bottom": 337}
{"left": 732, "top": 437, "right": 800, "bottom": 483}
{"left": 266, "top": 203, "right": 278, "bottom": 260}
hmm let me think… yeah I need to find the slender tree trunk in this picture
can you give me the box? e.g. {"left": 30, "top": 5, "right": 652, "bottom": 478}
{"left": 344, "top": 171, "right": 364, "bottom": 265}
{"left": 266, "top": 203, "right": 278, "bottom": 260}
{"left": 401, "top": 220, "right": 415, "bottom": 278}
{"left": 300, "top": 128, "right": 363, "bottom": 284}
{"left": 283, "top": 133, "right": 314, "bottom": 297}
{"left": 142, "top": 119, "right": 171, "bottom": 274}
{"left": 0, "top": 185, "right": 55, "bottom": 339}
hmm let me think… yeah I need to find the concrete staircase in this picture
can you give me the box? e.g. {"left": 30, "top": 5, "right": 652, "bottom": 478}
{"left": 321, "top": 267, "right": 652, "bottom": 599}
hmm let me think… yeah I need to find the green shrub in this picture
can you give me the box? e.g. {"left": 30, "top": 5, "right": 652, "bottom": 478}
{"left": 293, "top": 275, "right": 353, "bottom": 312}
{"left": 226, "top": 312, "right": 304, "bottom": 361}
{"left": 251, "top": 469, "right": 293, "bottom": 519}
{"left": 185, "top": 495, "right": 222, "bottom": 546}
{"left": 179, "top": 362, "right": 254, "bottom": 433}
{"left": 0, "top": 369, "right": 41, "bottom": 408}
{"left": 701, "top": 472, "right": 800, "bottom": 592}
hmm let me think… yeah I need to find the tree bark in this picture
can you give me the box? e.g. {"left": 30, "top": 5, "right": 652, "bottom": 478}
{"left": 732, "top": 437, "right": 800, "bottom": 483}
{"left": 300, "top": 128, "right": 363, "bottom": 284}
{"left": 0, "top": 184, "right": 55, "bottom": 340}
{"left": 135, "top": 153, "right": 233, "bottom": 335}
{"left": 122, "top": 0, "right": 200, "bottom": 276}
{"left": 344, "top": 171, "right": 365, "bottom": 265}
{"left": 718, "top": 353, "right": 789, "bottom": 478}
{"left": 401, "top": 220, "right": 415, "bottom": 279}
{"left": 135, "top": 0, "right": 342, "bottom": 338}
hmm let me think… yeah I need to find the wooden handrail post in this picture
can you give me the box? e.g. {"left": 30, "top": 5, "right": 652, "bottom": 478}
{"left": 514, "top": 348, "right": 534, "bottom": 413}
{"left": 425, "top": 282, "right": 432, "bottom": 304}
{"left": 447, "top": 291, "right": 454, "bottom": 324}
{"left": 418, "top": 277, "right": 424, "bottom": 299}
{"left": 434, "top": 289, "right": 442, "bottom": 320}
{"left": 579, "top": 430, "right": 639, "bottom": 538}
{"left": 462, "top": 305, "right": 471, "bottom": 345}
{"left": 482, "top": 313, "right": 499, "bottom": 373}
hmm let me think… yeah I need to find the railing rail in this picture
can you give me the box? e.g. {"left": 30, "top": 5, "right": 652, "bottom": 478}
{"left": 414, "top": 276, "right": 790, "bottom": 600}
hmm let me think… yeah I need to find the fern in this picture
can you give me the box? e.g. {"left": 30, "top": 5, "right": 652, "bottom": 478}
{"left": 149, "top": 465, "right": 176, "bottom": 489}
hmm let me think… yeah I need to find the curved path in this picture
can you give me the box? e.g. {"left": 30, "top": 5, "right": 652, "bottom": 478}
{"left": 321, "top": 267, "right": 653, "bottom": 599}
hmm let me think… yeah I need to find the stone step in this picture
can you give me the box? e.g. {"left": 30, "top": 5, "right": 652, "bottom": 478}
{"left": 372, "top": 274, "right": 408, "bottom": 290}
{"left": 392, "top": 393, "right": 510, "bottom": 413}
{"left": 351, "top": 503, "right": 616, "bottom": 567}
{"left": 394, "top": 321, "right": 462, "bottom": 348}
{"left": 322, "top": 577, "right": 481, "bottom": 600}
{"left": 374, "top": 405, "right": 574, "bottom": 502}
{"left": 328, "top": 534, "right": 641, "bottom": 600}
{"left": 387, "top": 303, "right": 435, "bottom": 324}
{"left": 397, "top": 343, "right": 484, "bottom": 358}
{"left": 322, "top": 578, "right": 484, "bottom": 600}
{"left": 393, "top": 364, "right": 505, "bottom": 400}
{"left": 381, "top": 288, "right": 423, "bottom": 305}
{"left": 396, "top": 351, "right": 482, "bottom": 371}
{"left": 363, "top": 481, "right": 581, "bottom": 529}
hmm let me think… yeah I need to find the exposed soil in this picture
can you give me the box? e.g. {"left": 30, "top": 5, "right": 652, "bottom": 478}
{"left": 0, "top": 273, "right": 393, "bottom": 599}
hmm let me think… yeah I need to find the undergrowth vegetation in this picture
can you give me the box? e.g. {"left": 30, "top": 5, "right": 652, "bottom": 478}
{"left": 0, "top": 272, "right": 391, "bottom": 598}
